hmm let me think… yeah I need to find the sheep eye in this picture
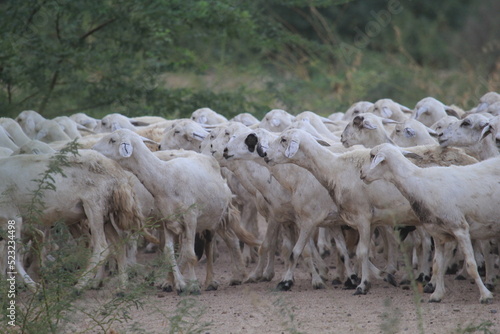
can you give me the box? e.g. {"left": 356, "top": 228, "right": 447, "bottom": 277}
{"left": 353, "top": 110, "right": 359, "bottom": 114}
{"left": 370, "top": 154, "right": 375, "bottom": 159}
{"left": 280, "top": 138, "right": 287, "bottom": 143}
{"left": 460, "top": 120, "right": 471, "bottom": 127}
{"left": 174, "top": 130, "right": 180, "bottom": 134}
{"left": 109, "top": 138, "right": 116, "bottom": 144}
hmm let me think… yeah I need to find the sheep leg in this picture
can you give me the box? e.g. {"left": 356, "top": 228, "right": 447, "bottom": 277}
{"left": 480, "top": 240, "right": 496, "bottom": 291}
{"left": 218, "top": 226, "right": 247, "bottom": 286}
{"left": 428, "top": 238, "right": 451, "bottom": 302}
{"left": 307, "top": 237, "right": 327, "bottom": 289}
{"left": 203, "top": 231, "right": 218, "bottom": 291}
{"left": 416, "top": 227, "right": 432, "bottom": 283}
{"left": 317, "top": 227, "right": 332, "bottom": 258}
{"left": 240, "top": 201, "right": 259, "bottom": 266}
{"left": 277, "top": 222, "right": 319, "bottom": 291}
{"left": 310, "top": 235, "right": 329, "bottom": 281}
{"left": 245, "top": 218, "right": 280, "bottom": 283}
{"left": 178, "top": 216, "right": 201, "bottom": 295}
{"left": 329, "top": 226, "right": 358, "bottom": 288}
{"left": 160, "top": 225, "right": 187, "bottom": 293}
{"left": 75, "top": 207, "right": 110, "bottom": 291}
{"left": 454, "top": 229, "right": 493, "bottom": 304}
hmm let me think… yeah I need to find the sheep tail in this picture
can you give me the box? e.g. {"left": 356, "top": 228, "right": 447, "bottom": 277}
{"left": 226, "top": 202, "right": 261, "bottom": 247}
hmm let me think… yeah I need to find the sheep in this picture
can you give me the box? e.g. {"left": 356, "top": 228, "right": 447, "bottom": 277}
{"left": 222, "top": 126, "right": 362, "bottom": 290}
{"left": 204, "top": 122, "right": 343, "bottom": 288}
{"left": 341, "top": 101, "right": 374, "bottom": 121}
{"left": 0, "top": 126, "right": 18, "bottom": 151}
{"left": 191, "top": 107, "right": 228, "bottom": 125}
{"left": 475, "top": 91, "right": 500, "bottom": 113}
{"left": 0, "top": 118, "right": 31, "bottom": 146}
{"left": 0, "top": 149, "right": 149, "bottom": 292}
{"left": 259, "top": 128, "right": 478, "bottom": 295}
{"left": 97, "top": 113, "right": 151, "bottom": 133}
{"left": 159, "top": 119, "right": 210, "bottom": 152}
{"left": 340, "top": 113, "right": 398, "bottom": 148}
{"left": 390, "top": 118, "right": 438, "bottom": 147}
{"left": 294, "top": 111, "right": 340, "bottom": 142}
{"left": 92, "top": 129, "right": 257, "bottom": 293}
{"left": 53, "top": 116, "right": 84, "bottom": 139}
{"left": 70, "top": 112, "right": 99, "bottom": 131}
{"left": 11, "top": 140, "right": 56, "bottom": 155}
{"left": 258, "top": 109, "right": 295, "bottom": 132}
{"left": 369, "top": 98, "right": 412, "bottom": 122}
{"left": 412, "top": 97, "right": 460, "bottom": 127}
{"left": 34, "top": 119, "right": 72, "bottom": 143}
{"left": 159, "top": 119, "right": 260, "bottom": 265}
{"left": 15, "top": 110, "right": 46, "bottom": 139}
{"left": 429, "top": 115, "right": 459, "bottom": 136}
{"left": 439, "top": 113, "right": 499, "bottom": 161}
{"left": 230, "top": 113, "right": 260, "bottom": 127}
{"left": 360, "top": 143, "right": 500, "bottom": 303}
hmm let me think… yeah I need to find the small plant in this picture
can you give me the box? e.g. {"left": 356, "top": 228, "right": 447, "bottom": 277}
{"left": 167, "top": 297, "right": 212, "bottom": 334}
{"left": 272, "top": 295, "right": 304, "bottom": 334}
{"left": 454, "top": 321, "right": 495, "bottom": 334}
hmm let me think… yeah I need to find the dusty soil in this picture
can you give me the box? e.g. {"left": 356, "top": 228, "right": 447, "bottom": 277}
{"left": 64, "top": 236, "right": 500, "bottom": 334}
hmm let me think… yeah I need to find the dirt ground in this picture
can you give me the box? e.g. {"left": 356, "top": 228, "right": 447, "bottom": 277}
{"left": 64, "top": 234, "right": 500, "bottom": 334}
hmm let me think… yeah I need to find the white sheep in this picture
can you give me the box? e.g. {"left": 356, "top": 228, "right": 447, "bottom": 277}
{"left": 260, "top": 128, "right": 478, "bottom": 295}
{"left": 0, "top": 149, "right": 148, "bottom": 292}
{"left": 294, "top": 111, "right": 340, "bottom": 142}
{"left": 223, "top": 126, "right": 363, "bottom": 290}
{"left": 340, "top": 113, "right": 397, "bottom": 148}
{"left": 159, "top": 119, "right": 210, "bottom": 152}
{"left": 15, "top": 110, "right": 46, "bottom": 139}
{"left": 34, "top": 119, "right": 72, "bottom": 143}
{"left": 230, "top": 113, "right": 260, "bottom": 127}
{"left": 70, "top": 112, "right": 99, "bottom": 131}
{"left": 92, "top": 129, "right": 257, "bottom": 293}
{"left": 412, "top": 97, "right": 459, "bottom": 127}
{"left": 360, "top": 143, "right": 499, "bottom": 303}
{"left": 0, "top": 118, "right": 31, "bottom": 146}
{"left": 53, "top": 116, "right": 85, "bottom": 139}
{"left": 341, "top": 101, "right": 374, "bottom": 121}
{"left": 475, "top": 91, "right": 500, "bottom": 113}
{"left": 439, "top": 113, "right": 499, "bottom": 161}
{"left": 191, "top": 107, "right": 228, "bottom": 125}
{"left": 369, "top": 98, "right": 412, "bottom": 122}
{"left": 258, "top": 109, "right": 295, "bottom": 132}
{"left": 390, "top": 118, "right": 438, "bottom": 147}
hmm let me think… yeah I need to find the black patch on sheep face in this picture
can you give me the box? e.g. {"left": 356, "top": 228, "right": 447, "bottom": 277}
{"left": 244, "top": 133, "right": 258, "bottom": 152}
{"left": 352, "top": 116, "right": 364, "bottom": 128}
{"left": 256, "top": 143, "right": 267, "bottom": 157}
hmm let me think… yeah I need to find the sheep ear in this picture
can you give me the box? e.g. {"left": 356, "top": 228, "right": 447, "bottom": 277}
{"left": 111, "top": 122, "right": 122, "bottom": 131}
{"left": 35, "top": 129, "right": 48, "bottom": 140}
{"left": 444, "top": 106, "right": 460, "bottom": 118}
{"left": 119, "top": 142, "right": 133, "bottom": 157}
{"left": 480, "top": 124, "right": 492, "bottom": 140}
{"left": 198, "top": 115, "right": 208, "bottom": 124}
{"left": 402, "top": 151, "right": 422, "bottom": 160}
{"left": 285, "top": 140, "right": 299, "bottom": 158}
{"left": 414, "top": 106, "right": 428, "bottom": 119}
{"left": 315, "top": 138, "right": 331, "bottom": 146}
{"left": 140, "top": 136, "right": 159, "bottom": 146}
{"left": 476, "top": 102, "right": 488, "bottom": 113}
{"left": 381, "top": 107, "right": 393, "bottom": 118}
{"left": 131, "top": 121, "right": 150, "bottom": 127}
{"left": 370, "top": 154, "right": 385, "bottom": 169}
{"left": 363, "top": 119, "right": 378, "bottom": 130}
{"left": 381, "top": 118, "right": 398, "bottom": 125}
{"left": 320, "top": 116, "right": 335, "bottom": 124}
{"left": 403, "top": 127, "right": 416, "bottom": 138}
{"left": 426, "top": 126, "right": 438, "bottom": 137}
{"left": 399, "top": 104, "right": 412, "bottom": 113}
{"left": 77, "top": 124, "right": 95, "bottom": 134}
{"left": 192, "top": 131, "right": 207, "bottom": 141}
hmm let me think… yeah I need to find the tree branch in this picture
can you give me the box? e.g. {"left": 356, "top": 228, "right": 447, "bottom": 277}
{"left": 79, "top": 18, "right": 117, "bottom": 42}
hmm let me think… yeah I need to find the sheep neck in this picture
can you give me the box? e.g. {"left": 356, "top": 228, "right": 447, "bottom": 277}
{"left": 121, "top": 149, "right": 165, "bottom": 196}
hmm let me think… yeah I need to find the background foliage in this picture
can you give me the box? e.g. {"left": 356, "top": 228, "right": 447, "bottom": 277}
{"left": 1, "top": 0, "right": 499, "bottom": 120}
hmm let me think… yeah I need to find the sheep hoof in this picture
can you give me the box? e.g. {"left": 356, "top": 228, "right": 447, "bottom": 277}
{"left": 423, "top": 283, "right": 435, "bottom": 294}
{"left": 416, "top": 273, "right": 431, "bottom": 283}
{"left": 205, "top": 283, "right": 219, "bottom": 291}
{"left": 162, "top": 285, "right": 173, "bottom": 293}
{"left": 313, "top": 281, "right": 326, "bottom": 290}
{"left": 480, "top": 297, "right": 493, "bottom": 304}
{"left": 385, "top": 274, "right": 398, "bottom": 287}
{"left": 244, "top": 277, "right": 258, "bottom": 284}
{"left": 353, "top": 286, "right": 367, "bottom": 295}
{"left": 259, "top": 275, "right": 274, "bottom": 282}
{"left": 276, "top": 280, "right": 293, "bottom": 291}
{"left": 331, "top": 278, "right": 343, "bottom": 286}
{"left": 229, "top": 279, "right": 242, "bottom": 286}
{"left": 455, "top": 274, "right": 466, "bottom": 281}
{"left": 320, "top": 249, "right": 331, "bottom": 258}
{"left": 400, "top": 279, "right": 411, "bottom": 286}
{"left": 343, "top": 279, "right": 357, "bottom": 290}
{"left": 428, "top": 298, "right": 441, "bottom": 303}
